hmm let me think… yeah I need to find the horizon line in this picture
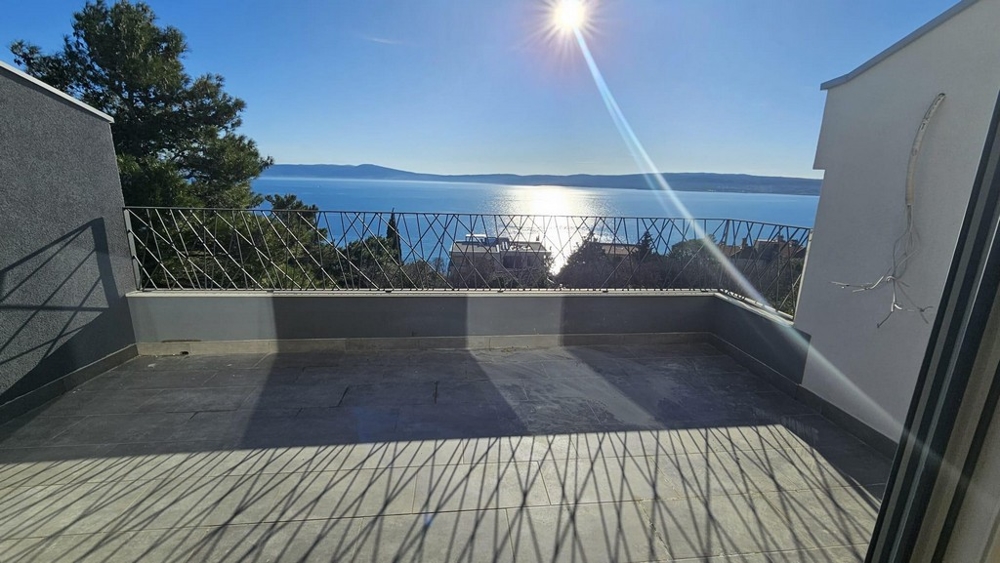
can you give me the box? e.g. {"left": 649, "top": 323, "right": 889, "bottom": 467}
{"left": 266, "top": 163, "right": 824, "bottom": 181}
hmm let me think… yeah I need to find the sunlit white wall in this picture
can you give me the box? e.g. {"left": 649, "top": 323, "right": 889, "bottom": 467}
{"left": 795, "top": 0, "right": 1000, "bottom": 441}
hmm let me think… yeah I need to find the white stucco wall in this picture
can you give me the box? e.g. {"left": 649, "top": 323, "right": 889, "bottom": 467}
{"left": 795, "top": 0, "right": 1000, "bottom": 441}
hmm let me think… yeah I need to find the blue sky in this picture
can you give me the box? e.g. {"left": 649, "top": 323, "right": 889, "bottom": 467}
{"left": 2, "top": 0, "right": 959, "bottom": 178}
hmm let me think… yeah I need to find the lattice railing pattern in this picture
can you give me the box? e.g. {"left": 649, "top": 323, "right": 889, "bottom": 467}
{"left": 123, "top": 208, "right": 811, "bottom": 315}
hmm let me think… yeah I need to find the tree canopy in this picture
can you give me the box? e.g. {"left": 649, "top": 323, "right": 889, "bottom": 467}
{"left": 11, "top": 0, "right": 272, "bottom": 208}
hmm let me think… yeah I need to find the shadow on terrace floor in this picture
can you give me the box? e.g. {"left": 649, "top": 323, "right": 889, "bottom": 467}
{"left": 0, "top": 343, "right": 889, "bottom": 562}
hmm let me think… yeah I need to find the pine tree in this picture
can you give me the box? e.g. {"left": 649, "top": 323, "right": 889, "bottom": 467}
{"left": 386, "top": 211, "right": 402, "bottom": 263}
{"left": 11, "top": 0, "right": 272, "bottom": 208}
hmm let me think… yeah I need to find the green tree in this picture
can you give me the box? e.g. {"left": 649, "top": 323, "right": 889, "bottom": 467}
{"left": 11, "top": 0, "right": 272, "bottom": 208}
{"left": 636, "top": 231, "right": 655, "bottom": 260}
{"left": 555, "top": 235, "right": 615, "bottom": 288}
{"left": 266, "top": 194, "right": 322, "bottom": 232}
{"left": 664, "top": 236, "right": 720, "bottom": 289}
{"left": 386, "top": 211, "right": 402, "bottom": 263}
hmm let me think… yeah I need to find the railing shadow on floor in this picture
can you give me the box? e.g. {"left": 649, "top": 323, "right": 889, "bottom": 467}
{"left": 0, "top": 342, "right": 886, "bottom": 562}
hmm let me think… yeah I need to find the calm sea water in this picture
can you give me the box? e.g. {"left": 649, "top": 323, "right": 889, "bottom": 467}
{"left": 252, "top": 177, "right": 820, "bottom": 228}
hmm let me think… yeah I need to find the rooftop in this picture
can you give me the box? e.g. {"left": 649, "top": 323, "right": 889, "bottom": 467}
{"left": 0, "top": 342, "right": 888, "bottom": 562}
{"left": 821, "top": 0, "right": 980, "bottom": 89}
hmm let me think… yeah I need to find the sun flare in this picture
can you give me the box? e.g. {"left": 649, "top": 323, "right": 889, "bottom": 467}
{"left": 554, "top": 0, "right": 587, "bottom": 32}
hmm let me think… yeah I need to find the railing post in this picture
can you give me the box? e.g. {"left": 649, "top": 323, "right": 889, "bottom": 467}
{"left": 122, "top": 208, "right": 143, "bottom": 290}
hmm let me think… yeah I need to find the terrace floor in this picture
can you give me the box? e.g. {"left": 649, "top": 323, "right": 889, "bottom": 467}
{"left": 0, "top": 343, "right": 890, "bottom": 562}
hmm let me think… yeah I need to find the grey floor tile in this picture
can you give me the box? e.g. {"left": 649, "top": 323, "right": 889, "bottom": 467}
{"left": 808, "top": 445, "right": 892, "bottom": 490}
{"left": 48, "top": 413, "right": 195, "bottom": 446}
{"left": 35, "top": 388, "right": 165, "bottom": 418}
{"left": 0, "top": 531, "right": 137, "bottom": 563}
{"left": 519, "top": 369, "right": 644, "bottom": 405}
{"left": 655, "top": 393, "right": 815, "bottom": 429}
{"left": 630, "top": 355, "right": 696, "bottom": 374}
{"left": 0, "top": 479, "right": 155, "bottom": 539}
{"left": 243, "top": 381, "right": 349, "bottom": 410}
{"left": 8, "top": 523, "right": 366, "bottom": 563}
{"left": 297, "top": 363, "right": 390, "bottom": 385}
{"left": 202, "top": 368, "right": 302, "bottom": 387}
{"left": 396, "top": 404, "right": 515, "bottom": 440}
{"left": 112, "top": 355, "right": 197, "bottom": 372}
{"left": 709, "top": 424, "right": 813, "bottom": 454}
{"left": 681, "top": 372, "right": 780, "bottom": 396}
{"left": 436, "top": 380, "right": 528, "bottom": 406}
{"left": 235, "top": 408, "right": 398, "bottom": 448}
{"left": 642, "top": 493, "right": 791, "bottom": 560}
{"left": 462, "top": 435, "right": 576, "bottom": 466}
{"left": 0, "top": 445, "right": 116, "bottom": 488}
{"left": 0, "top": 415, "right": 88, "bottom": 448}
{"left": 645, "top": 553, "right": 771, "bottom": 563}
{"left": 563, "top": 344, "right": 637, "bottom": 361}
{"left": 340, "top": 382, "right": 437, "bottom": 407}
{"left": 537, "top": 360, "right": 594, "bottom": 381}
{"left": 218, "top": 443, "right": 379, "bottom": 475}
{"left": 118, "top": 472, "right": 300, "bottom": 530}
{"left": 771, "top": 416, "right": 869, "bottom": 453}
{"left": 256, "top": 352, "right": 352, "bottom": 369}
{"left": 139, "top": 386, "right": 256, "bottom": 413}
{"left": 588, "top": 395, "right": 671, "bottom": 432}
{"left": 81, "top": 369, "right": 218, "bottom": 391}
{"left": 658, "top": 450, "right": 771, "bottom": 500}
{"left": 179, "top": 518, "right": 363, "bottom": 562}
{"left": 474, "top": 361, "right": 548, "bottom": 384}
{"left": 569, "top": 429, "right": 714, "bottom": 460}
{"left": 368, "top": 438, "right": 470, "bottom": 469}
{"left": 504, "top": 399, "right": 604, "bottom": 435}
{"left": 388, "top": 349, "right": 476, "bottom": 366}
{"left": 354, "top": 509, "right": 513, "bottom": 563}
{"left": 389, "top": 361, "right": 475, "bottom": 381}
{"left": 631, "top": 342, "right": 725, "bottom": 358}
{"left": 764, "top": 544, "right": 868, "bottom": 563}
{"left": 278, "top": 466, "right": 419, "bottom": 521}
{"left": 507, "top": 501, "right": 669, "bottom": 563}
{"left": 683, "top": 355, "right": 748, "bottom": 374}
{"left": 472, "top": 349, "right": 577, "bottom": 365}
{"left": 539, "top": 456, "right": 669, "bottom": 506}
{"left": 568, "top": 358, "right": 634, "bottom": 385}
{"left": 761, "top": 486, "right": 880, "bottom": 550}
{"left": 412, "top": 461, "right": 549, "bottom": 512}
{"left": 170, "top": 354, "right": 268, "bottom": 371}
{"left": 166, "top": 410, "right": 260, "bottom": 443}
{"left": 98, "top": 443, "right": 239, "bottom": 483}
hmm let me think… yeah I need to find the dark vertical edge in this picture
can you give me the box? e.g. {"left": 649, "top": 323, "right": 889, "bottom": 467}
{"left": 933, "top": 362, "right": 1000, "bottom": 561}
{"left": 122, "top": 208, "right": 142, "bottom": 289}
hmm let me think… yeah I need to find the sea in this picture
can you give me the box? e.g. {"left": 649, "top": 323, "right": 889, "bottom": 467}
{"left": 251, "top": 177, "right": 820, "bottom": 228}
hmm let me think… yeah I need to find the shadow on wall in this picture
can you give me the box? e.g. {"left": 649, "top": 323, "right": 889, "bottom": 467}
{"left": 0, "top": 218, "right": 133, "bottom": 410}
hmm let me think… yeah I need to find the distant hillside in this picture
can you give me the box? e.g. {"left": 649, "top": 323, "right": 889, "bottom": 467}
{"left": 261, "top": 164, "right": 822, "bottom": 196}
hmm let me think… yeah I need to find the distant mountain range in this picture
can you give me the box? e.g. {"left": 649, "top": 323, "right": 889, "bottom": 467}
{"left": 261, "top": 164, "right": 822, "bottom": 196}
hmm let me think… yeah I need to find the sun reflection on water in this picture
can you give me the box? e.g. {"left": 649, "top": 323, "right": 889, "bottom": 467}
{"left": 485, "top": 184, "right": 621, "bottom": 273}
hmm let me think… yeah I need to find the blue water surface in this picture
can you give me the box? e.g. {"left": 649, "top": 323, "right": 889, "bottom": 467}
{"left": 252, "top": 177, "right": 819, "bottom": 228}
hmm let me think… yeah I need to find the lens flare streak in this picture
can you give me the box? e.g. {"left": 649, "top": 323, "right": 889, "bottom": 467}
{"left": 571, "top": 28, "right": 769, "bottom": 307}
{"left": 568, "top": 23, "right": 909, "bottom": 450}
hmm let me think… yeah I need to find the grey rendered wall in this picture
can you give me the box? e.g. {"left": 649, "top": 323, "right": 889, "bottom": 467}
{"left": 128, "top": 291, "right": 716, "bottom": 346}
{"left": 711, "top": 296, "right": 810, "bottom": 389}
{"left": 0, "top": 66, "right": 136, "bottom": 417}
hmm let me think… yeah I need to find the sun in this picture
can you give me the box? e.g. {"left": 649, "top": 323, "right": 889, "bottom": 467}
{"left": 554, "top": 0, "right": 587, "bottom": 32}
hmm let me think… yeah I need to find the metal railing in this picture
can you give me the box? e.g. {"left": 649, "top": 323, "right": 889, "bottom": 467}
{"left": 123, "top": 207, "right": 811, "bottom": 316}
